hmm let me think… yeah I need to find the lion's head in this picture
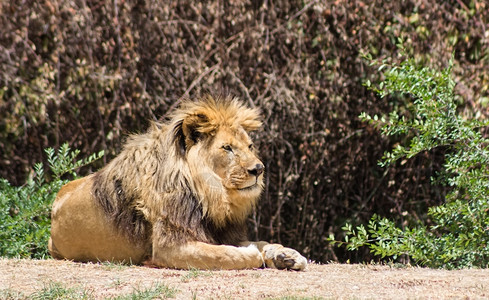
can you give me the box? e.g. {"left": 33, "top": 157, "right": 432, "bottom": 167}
{"left": 171, "top": 96, "right": 265, "bottom": 226}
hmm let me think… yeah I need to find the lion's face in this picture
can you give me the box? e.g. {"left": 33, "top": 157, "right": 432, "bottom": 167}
{"left": 187, "top": 126, "right": 264, "bottom": 201}
{"left": 179, "top": 97, "right": 265, "bottom": 207}
{"left": 207, "top": 127, "right": 264, "bottom": 195}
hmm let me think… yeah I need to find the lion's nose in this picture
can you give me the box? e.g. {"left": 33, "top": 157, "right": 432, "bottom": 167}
{"left": 248, "top": 163, "right": 264, "bottom": 177}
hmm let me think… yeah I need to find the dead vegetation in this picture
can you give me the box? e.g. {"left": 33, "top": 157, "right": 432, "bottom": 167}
{"left": 1, "top": 1, "right": 488, "bottom": 264}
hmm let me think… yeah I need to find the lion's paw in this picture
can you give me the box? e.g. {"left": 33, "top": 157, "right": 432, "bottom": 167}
{"left": 262, "top": 244, "right": 307, "bottom": 271}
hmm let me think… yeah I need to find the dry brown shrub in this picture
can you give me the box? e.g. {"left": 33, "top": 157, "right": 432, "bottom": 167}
{"left": 1, "top": 0, "right": 488, "bottom": 263}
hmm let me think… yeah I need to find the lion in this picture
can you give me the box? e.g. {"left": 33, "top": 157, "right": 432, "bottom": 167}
{"left": 48, "top": 95, "right": 307, "bottom": 270}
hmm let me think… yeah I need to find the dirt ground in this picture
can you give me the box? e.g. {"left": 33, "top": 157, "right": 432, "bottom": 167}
{"left": 1, "top": 258, "right": 488, "bottom": 299}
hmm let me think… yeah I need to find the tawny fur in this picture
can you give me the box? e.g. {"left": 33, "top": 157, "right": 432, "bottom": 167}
{"left": 49, "top": 95, "right": 307, "bottom": 270}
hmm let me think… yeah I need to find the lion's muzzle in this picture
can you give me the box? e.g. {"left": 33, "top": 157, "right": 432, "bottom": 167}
{"left": 248, "top": 163, "right": 264, "bottom": 177}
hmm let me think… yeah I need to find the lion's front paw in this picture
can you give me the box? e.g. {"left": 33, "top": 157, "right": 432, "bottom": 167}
{"left": 262, "top": 244, "right": 307, "bottom": 271}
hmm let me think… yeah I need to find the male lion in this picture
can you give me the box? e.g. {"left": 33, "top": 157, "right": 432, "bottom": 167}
{"left": 48, "top": 95, "right": 307, "bottom": 270}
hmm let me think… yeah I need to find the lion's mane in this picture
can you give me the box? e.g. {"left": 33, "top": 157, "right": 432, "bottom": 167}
{"left": 92, "top": 95, "right": 262, "bottom": 249}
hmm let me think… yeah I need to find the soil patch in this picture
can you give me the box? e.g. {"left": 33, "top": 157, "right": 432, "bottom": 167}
{"left": 1, "top": 258, "right": 488, "bottom": 299}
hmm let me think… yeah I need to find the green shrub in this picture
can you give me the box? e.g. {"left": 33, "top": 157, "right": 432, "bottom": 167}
{"left": 0, "top": 144, "right": 103, "bottom": 259}
{"left": 331, "top": 44, "right": 489, "bottom": 268}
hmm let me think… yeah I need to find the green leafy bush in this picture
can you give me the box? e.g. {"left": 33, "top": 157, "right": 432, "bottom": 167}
{"left": 331, "top": 46, "right": 489, "bottom": 268}
{"left": 0, "top": 144, "right": 103, "bottom": 259}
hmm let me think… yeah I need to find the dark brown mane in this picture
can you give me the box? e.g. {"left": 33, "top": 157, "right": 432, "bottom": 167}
{"left": 92, "top": 173, "right": 151, "bottom": 246}
{"left": 92, "top": 169, "right": 247, "bottom": 246}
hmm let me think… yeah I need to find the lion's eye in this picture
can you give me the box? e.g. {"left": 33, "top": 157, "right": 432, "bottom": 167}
{"left": 248, "top": 144, "right": 254, "bottom": 150}
{"left": 222, "top": 145, "right": 233, "bottom": 152}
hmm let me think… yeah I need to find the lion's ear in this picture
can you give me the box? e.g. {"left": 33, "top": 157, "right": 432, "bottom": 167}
{"left": 180, "top": 113, "right": 217, "bottom": 150}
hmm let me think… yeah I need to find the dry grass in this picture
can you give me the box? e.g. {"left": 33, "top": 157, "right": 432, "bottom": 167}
{"left": 1, "top": 258, "right": 488, "bottom": 299}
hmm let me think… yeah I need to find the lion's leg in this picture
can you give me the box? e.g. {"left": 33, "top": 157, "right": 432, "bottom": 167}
{"left": 152, "top": 241, "right": 264, "bottom": 270}
{"left": 239, "top": 241, "right": 308, "bottom": 271}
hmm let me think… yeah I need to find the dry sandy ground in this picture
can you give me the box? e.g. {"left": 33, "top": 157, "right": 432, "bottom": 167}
{"left": 1, "top": 258, "right": 488, "bottom": 299}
